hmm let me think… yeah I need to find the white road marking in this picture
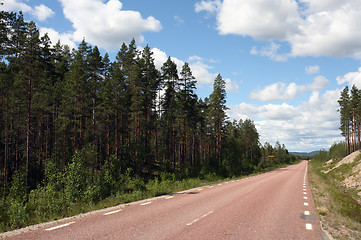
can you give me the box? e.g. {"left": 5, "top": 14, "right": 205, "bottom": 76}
{"left": 246, "top": 188, "right": 254, "bottom": 194}
{"left": 165, "top": 196, "right": 174, "bottom": 199}
{"left": 198, "top": 188, "right": 203, "bottom": 191}
{"left": 304, "top": 202, "right": 309, "bottom": 206}
{"left": 104, "top": 209, "right": 122, "bottom": 215}
{"left": 303, "top": 189, "right": 307, "bottom": 191}
{"left": 208, "top": 186, "right": 214, "bottom": 189}
{"left": 187, "top": 211, "right": 214, "bottom": 226}
{"left": 45, "top": 222, "right": 75, "bottom": 231}
{"left": 303, "top": 192, "right": 307, "bottom": 195}
{"left": 218, "top": 184, "right": 222, "bottom": 186}
{"left": 304, "top": 211, "right": 310, "bottom": 215}
{"left": 306, "top": 224, "right": 312, "bottom": 230}
{"left": 304, "top": 163, "right": 308, "bottom": 183}
{"left": 303, "top": 196, "right": 308, "bottom": 199}
{"left": 140, "top": 202, "right": 152, "bottom": 206}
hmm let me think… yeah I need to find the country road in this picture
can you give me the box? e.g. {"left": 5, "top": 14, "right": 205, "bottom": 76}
{"left": 3, "top": 161, "right": 326, "bottom": 240}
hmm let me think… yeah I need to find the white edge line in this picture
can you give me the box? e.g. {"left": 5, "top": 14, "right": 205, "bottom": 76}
{"left": 140, "top": 202, "right": 152, "bottom": 206}
{"left": 45, "top": 222, "right": 75, "bottom": 231}
{"left": 104, "top": 209, "right": 121, "bottom": 215}
{"left": 165, "top": 196, "right": 174, "bottom": 199}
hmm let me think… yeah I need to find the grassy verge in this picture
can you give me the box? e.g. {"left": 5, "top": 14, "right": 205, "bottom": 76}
{"left": 308, "top": 158, "right": 361, "bottom": 239}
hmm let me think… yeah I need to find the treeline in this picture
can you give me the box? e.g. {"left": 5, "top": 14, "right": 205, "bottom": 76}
{"left": 338, "top": 85, "right": 361, "bottom": 154}
{"left": 0, "top": 11, "right": 297, "bottom": 231}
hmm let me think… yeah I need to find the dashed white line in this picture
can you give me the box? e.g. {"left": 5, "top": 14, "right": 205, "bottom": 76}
{"left": 303, "top": 192, "right": 307, "bottom": 195}
{"left": 140, "top": 202, "right": 152, "bottom": 206}
{"left": 45, "top": 222, "right": 75, "bottom": 231}
{"left": 104, "top": 209, "right": 122, "bottom": 215}
{"left": 303, "top": 196, "right": 308, "bottom": 200}
{"left": 304, "top": 211, "right": 310, "bottom": 215}
{"left": 304, "top": 202, "right": 309, "bottom": 206}
{"left": 186, "top": 211, "right": 214, "bottom": 226}
{"left": 306, "top": 223, "right": 313, "bottom": 230}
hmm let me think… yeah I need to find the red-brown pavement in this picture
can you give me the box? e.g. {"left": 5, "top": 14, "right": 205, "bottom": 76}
{"left": 3, "top": 160, "right": 326, "bottom": 240}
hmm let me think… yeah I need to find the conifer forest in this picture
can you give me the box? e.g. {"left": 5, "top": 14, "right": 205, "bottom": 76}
{"left": 0, "top": 11, "right": 296, "bottom": 231}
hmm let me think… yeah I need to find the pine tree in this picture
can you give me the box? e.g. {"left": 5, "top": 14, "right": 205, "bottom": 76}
{"left": 338, "top": 86, "right": 351, "bottom": 154}
{"left": 161, "top": 57, "right": 179, "bottom": 170}
{"left": 209, "top": 74, "right": 228, "bottom": 164}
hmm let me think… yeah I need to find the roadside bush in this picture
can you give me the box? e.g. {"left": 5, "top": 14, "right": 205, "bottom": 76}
{"left": 8, "top": 200, "right": 28, "bottom": 229}
{"left": 28, "top": 184, "right": 65, "bottom": 221}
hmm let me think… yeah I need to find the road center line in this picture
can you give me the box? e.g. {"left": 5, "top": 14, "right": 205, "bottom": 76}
{"left": 246, "top": 188, "right": 254, "bottom": 194}
{"left": 187, "top": 211, "right": 214, "bottom": 226}
{"left": 140, "top": 202, "right": 152, "bottom": 206}
{"left": 104, "top": 209, "right": 122, "bottom": 215}
{"left": 45, "top": 222, "right": 75, "bottom": 231}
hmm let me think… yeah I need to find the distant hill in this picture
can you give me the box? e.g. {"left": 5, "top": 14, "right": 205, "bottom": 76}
{"left": 290, "top": 150, "right": 321, "bottom": 157}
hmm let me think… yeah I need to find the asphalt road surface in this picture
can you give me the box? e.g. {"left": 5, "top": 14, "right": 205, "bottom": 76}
{"left": 3, "top": 160, "right": 326, "bottom": 239}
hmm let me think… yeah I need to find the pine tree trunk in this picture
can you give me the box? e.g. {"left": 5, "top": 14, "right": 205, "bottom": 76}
{"left": 26, "top": 76, "right": 32, "bottom": 187}
{"left": 4, "top": 106, "right": 9, "bottom": 189}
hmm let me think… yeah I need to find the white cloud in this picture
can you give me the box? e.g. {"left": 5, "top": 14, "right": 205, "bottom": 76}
{"left": 39, "top": 27, "right": 77, "bottom": 50}
{"left": 250, "top": 75, "right": 329, "bottom": 101}
{"left": 216, "top": 0, "right": 300, "bottom": 40}
{"left": 228, "top": 90, "right": 342, "bottom": 151}
{"left": 197, "top": 0, "right": 361, "bottom": 59}
{"left": 31, "top": 4, "right": 55, "bottom": 21}
{"left": 188, "top": 56, "right": 217, "bottom": 85}
{"left": 250, "top": 42, "right": 289, "bottom": 62}
{"left": 305, "top": 65, "right": 320, "bottom": 74}
{"left": 58, "top": 0, "right": 162, "bottom": 50}
{"left": 151, "top": 49, "right": 221, "bottom": 87}
{"left": 0, "top": 0, "right": 32, "bottom": 12}
{"left": 1, "top": 0, "right": 53, "bottom": 21}
{"left": 174, "top": 16, "right": 184, "bottom": 24}
{"left": 195, "top": 0, "right": 221, "bottom": 14}
{"left": 225, "top": 78, "right": 239, "bottom": 93}
{"left": 336, "top": 67, "right": 361, "bottom": 88}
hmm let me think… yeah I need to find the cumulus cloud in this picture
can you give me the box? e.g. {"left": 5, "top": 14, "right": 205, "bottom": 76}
{"left": 250, "top": 42, "right": 289, "bottom": 62}
{"left": 151, "top": 49, "right": 223, "bottom": 87}
{"left": 336, "top": 67, "right": 361, "bottom": 88}
{"left": 0, "top": 0, "right": 32, "bottom": 12}
{"left": 58, "top": 0, "right": 162, "bottom": 50}
{"left": 250, "top": 75, "right": 329, "bottom": 101}
{"left": 39, "top": 27, "right": 77, "bottom": 50}
{"left": 196, "top": 0, "right": 361, "bottom": 60}
{"left": 216, "top": 0, "right": 300, "bottom": 40}
{"left": 31, "top": 4, "right": 55, "bottom": 21}
{"left": 1, "top": 0, "right": 53, "bottom": 21}
{"left": 228, "top": 90, "right": 342, "bottom": 151}
{"left": 305, "top": 65, "right": 320, "bottom": 74}
{"left": 225, "top": 78, "right": 239, "bottom": 93}
{"left": 195, "top": 0, "right": 221, "bottom": 14}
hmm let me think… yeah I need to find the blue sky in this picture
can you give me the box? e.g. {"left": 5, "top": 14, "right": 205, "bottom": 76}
{"left": 3, "top": 0, "right": 361, "bottom": 152}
